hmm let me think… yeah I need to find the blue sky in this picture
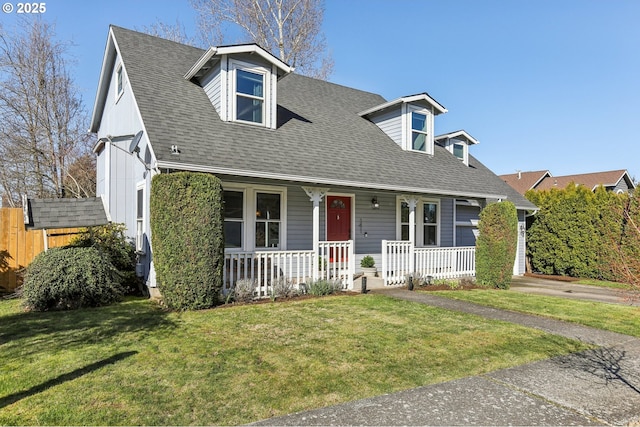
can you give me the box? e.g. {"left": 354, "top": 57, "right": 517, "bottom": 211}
{"left": 2, "top": 0, "right": 639, "bottom": 180}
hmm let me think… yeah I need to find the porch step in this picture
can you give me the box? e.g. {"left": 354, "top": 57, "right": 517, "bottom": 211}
{"left": 353, "top": 275, "right": 385, "bottom": 290}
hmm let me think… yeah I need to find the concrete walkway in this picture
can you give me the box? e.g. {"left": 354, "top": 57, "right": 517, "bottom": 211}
{"left": 253, "top": 286, "right": 640, "bottom": 426}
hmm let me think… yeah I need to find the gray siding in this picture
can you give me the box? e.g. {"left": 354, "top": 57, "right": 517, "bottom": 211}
{"left": 286, "top": 186, "right": 313, "bottom": 250}
{"left": 369, "top": 108, "right": 403, "bottom": 147}
{"left": 611, "top": 178, "right": 632, "bottom": 193}
{"left": 354, "top": 192, "right": 396, "bottom": 254}
{"left": 440, "top": 198, "right": 454, "bottom": 247}
{"left": 201, "top": 62, "right": 222, "bottom": 114}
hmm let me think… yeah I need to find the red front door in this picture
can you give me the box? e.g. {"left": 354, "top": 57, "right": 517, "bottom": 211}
{"left": 327, "top": 196, "right": 351, "bottom": 241}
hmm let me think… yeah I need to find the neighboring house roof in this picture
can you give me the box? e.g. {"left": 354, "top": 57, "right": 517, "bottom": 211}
{"left": 500, "top": 170, "right": 551, "bottom": 195}
{"left": 91, "top": 26, "right": 536, "bottom": 211}
{"left": 535, "top": 170, "right": 635, "bottom": 192}
{"left": 24, "top": 197, "right": 110, "bottom": 230}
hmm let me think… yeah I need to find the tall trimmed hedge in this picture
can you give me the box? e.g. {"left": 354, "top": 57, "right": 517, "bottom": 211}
{"left": 150, "top": 172, "right": 224, "bottom": 310}
{"left": 475, "top": 201, "right": 518, "bottom": 289}
{"left": 526, "top": 185, "right": 626, "bottom": 280}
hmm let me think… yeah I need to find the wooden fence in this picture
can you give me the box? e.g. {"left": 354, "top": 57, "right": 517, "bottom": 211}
{"left": 0, "top": 208, "right": 81, "bottom": 291}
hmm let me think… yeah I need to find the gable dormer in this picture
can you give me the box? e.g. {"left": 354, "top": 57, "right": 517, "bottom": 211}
{"left": 184, "top": 44, "right": 292, "bottom": 129}
{"left": 359, "top": 93, "right": 447, "bottom": 155}
{"left": 435, "top": 130, "right": 479, "bottom": 166}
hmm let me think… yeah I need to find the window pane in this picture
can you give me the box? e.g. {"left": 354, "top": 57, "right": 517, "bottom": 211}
{"left": 401, "top": 202, "right": 409, "bottom": 223}
{"left": 136, "top": 188, "right": 143, "bottom": 219}
{"left": 268, "top": 223, "right": 280, "bottom": 248}
{"left": 424, "top": 203, "right": 437, "bottom": 224}
{"left": 237, "top": 96, "right": 263, "bottom": 123}
{"left": 424, "top": 225, "right": 437, "bottom": 246}
{"left": 236, "top": 69, "right": 263, "bottom": 97}
{"left": 256, "top": 193, "right": 280, "bottom": 220}
{"left": 224, "top": 191, "right": 244, "bottom": 219}
{"left": 255, "top": 222, "right": 266, "bottom": 247}
{"left": 224, "top": 221, "right": 243, "bottom": 248}
{"left": 412, "top": 112, "right": 427, "bottom": 132}
{"left": 412, "top": 132, "right": 426, "bottom": 151}
{"left": 401, "top": 224, "right": 409, "bottom": 241}
{"left": 453, "top": 143, "right": 464, "bottom": 159}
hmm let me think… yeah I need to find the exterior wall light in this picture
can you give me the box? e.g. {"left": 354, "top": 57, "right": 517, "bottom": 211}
{"left": 371, "top": 197, "right": 380, "bottom": 209}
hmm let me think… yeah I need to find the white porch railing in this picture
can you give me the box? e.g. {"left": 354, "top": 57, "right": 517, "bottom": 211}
{"left": 224, "top": 240, "right": 354, "bottom": 297}
{"left": 382, "top": 240, "right": 475, "bottom": 286}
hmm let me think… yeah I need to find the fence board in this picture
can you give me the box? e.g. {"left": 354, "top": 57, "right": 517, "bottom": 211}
{"left": 0, "top": 208, "right": 82, "bottom": 291}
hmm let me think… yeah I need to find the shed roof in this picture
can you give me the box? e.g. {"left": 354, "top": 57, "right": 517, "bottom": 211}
{"left": 24, "top": 197, "right": 109, "bottom": 230}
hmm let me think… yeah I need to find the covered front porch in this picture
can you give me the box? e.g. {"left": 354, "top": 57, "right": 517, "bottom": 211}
{"left": 223, "top": 241, "right": 475, "bottom": 296}
{"left": 221, "top": 184, "right": 478, "bottom": 296}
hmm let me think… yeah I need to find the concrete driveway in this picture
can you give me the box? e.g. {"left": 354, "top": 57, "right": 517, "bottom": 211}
{"left": 510, "top": 275, "right": 640, "bottom": 306}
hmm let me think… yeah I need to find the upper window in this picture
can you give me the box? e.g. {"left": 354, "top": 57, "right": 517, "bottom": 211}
{"left": 116, "top": 65, "right": 124, "bottom": 99}
{"left": 235, "top": 69, "right": 264, "bottom": 124}
{"left": 411, "top": 112, "right": 428, "bottom": 152}
{"left": 453, "top": 143, "right": 464, "bottom": 160}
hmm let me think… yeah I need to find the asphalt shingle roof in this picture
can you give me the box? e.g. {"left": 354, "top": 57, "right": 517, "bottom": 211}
{"left": 107, "top": 26, "right": 535, "bottom": 210}
{"left": 25, "top": 197, "right": 109, "bottom": 230}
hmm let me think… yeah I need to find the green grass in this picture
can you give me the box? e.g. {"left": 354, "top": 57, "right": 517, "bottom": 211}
{"left": 0, "top": 295, "right": 588, "bottom": 425}
{"left": 574, "top": 278, "right": 633, "bottom": 290}
{"left": 430, "top": 289, "right": 640, "bottom": 337}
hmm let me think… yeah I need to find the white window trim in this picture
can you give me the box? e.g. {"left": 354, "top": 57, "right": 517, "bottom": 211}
{"left": 405, "top": 105, "right": 434, "bottom": 155}
{"left": 446, "top": 139, "right": 469, "bottom": 166}
{"left": 396, "top": 196, "right": 440, "bottom": 247}
{"left": 115, "top": 63, "right": 124, "bottom": 102}
{"left": 229, "top": 59, "right": 271, "bottom": 128}
{"left": 223, "top": 183, "right": 287, "bottom": 252}
{"left": 324, "top": 192, "right": 355, "bottom": 242}
{"left": 135, "top": 180, "right": 145, "bottom": 254}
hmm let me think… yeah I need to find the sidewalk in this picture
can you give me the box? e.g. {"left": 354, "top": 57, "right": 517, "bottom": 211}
{"left": 253, "top": 288, "right": 640, "bottom": 426}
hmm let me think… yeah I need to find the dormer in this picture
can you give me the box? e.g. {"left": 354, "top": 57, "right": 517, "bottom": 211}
{"left": 184, "top": 44, "right": 292, "bottom": 129}
{"left": 359, "top": 93, "right": 447, "bottom": 155}
{"left": 435, "top": 130, "right": 479, "bottom": 166}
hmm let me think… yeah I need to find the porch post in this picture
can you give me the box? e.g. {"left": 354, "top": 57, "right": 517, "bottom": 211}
{"left": 302, "top": 186, "right": 329, "bottom": 280}
{"left": 403, "top": 196, "right": 419, "bottom": 274}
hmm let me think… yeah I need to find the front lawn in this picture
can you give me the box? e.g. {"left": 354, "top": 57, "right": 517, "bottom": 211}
{"left": 430, "top": 289, "right": 640, "bottom": 337}
{"left": 0, "top": 295, "right": 588, "bottom": 425}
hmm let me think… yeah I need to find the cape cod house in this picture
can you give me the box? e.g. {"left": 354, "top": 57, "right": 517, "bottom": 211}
{"left": 90, "top": 26, "right": 536, "bottom": 296}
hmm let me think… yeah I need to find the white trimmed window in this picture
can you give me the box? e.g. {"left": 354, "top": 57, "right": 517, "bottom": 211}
{"left": 135, "top": 182, "right": 145, "bottom": 253}
{"left": 230, "top": 61, "right": 269, "bottom": 126}
{"left": 397, "top": 198, "right": 440, "bottom": 246}
{"left": 223, "top": 185, "right": 286, "bottom": 250}
{"left": 411, "top": 112, "right": 428, "bottom": 152}
{"left": 223, "top": 190, "right": 245, "bottom": 249}
{"left": 116, "top": 65, "right": 124, "bottom": 99}
{"left": 255, "top": 192, "right": 281, "bottom": 248}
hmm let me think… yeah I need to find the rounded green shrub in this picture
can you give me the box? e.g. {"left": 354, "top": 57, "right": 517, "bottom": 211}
{"left": 22, "top": 246, "right": 124, "bottom": 311}
{"left": 150, "top": 172, "right": 224, "bottom": 310}
{"left": 67, "top": 223, "right": 141, "bottom": 295}
{"left": 475, "top": 201, "right": 518, "bottom": 289}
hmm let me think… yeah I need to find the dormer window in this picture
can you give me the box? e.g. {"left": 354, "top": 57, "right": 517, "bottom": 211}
{"left": 434, "top": 130, "right": 479, "bottom": 167}
{"left": 236, "top": 69, "right": 265, "bottom": 124}
{"left": 411, "top": 112, "right": 428, "bottom": 152}
{"left": 184, "top": 44, "right": 292, "bottom": 130}
{"left": 453, "top": 142, "right": 464, "bottom": 160}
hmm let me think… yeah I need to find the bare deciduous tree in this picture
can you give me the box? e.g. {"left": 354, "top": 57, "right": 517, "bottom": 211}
{"left": 190, "top": 0, "right": 333, "bottom": 79}
{"left": 138, "top": 19, "right": 198, "bottom": 46}
{"left": 0, "top": 20, "right": 92, "bottom": 207}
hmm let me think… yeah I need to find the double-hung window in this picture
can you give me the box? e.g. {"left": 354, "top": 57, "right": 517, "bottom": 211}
{"left": 224, "top": 190, "right": 244, "bottom": 248}
{"left": 135, "top": 183, "right": 144, "bottom": 253}
{"left": 423, "top": 202, "right": 438, "bottom": 246}
{"left": 255, "top": 192, "right": 280, "bottom": 248}
{"left": 411, "top": 112, "right": 428, "bottom": 152}
{"left": 398, "top": 198, "right": 439, "bottom": 246}
{"left": 236, "top": 69, "right": 264, "bottom": 124}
